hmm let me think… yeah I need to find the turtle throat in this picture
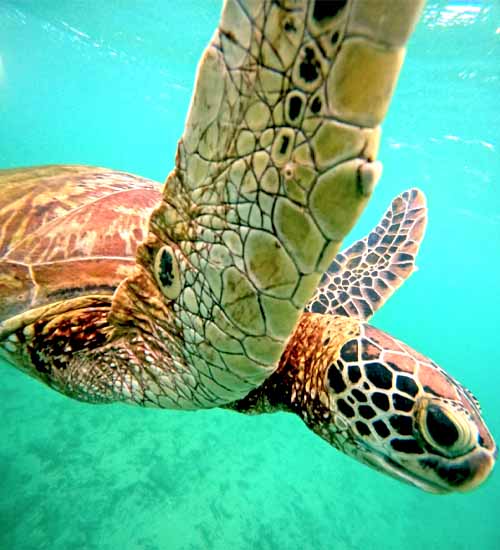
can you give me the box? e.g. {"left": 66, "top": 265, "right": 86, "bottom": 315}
{"left": 225, "top": 314, "right": 358, "bottom": 429}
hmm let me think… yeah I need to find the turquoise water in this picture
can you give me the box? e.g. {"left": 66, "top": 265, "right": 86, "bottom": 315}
{"left": 1, "top": 1, "right": 499, "bottom": 548}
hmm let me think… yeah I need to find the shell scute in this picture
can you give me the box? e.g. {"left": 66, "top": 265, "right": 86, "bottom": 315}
{"left": 0, "top": 165, "right": 161, "bottom": 323}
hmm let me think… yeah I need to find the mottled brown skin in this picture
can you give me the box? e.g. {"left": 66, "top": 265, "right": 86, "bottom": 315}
{"left": 9, "top": 300, "right": 111, "bottom": 389}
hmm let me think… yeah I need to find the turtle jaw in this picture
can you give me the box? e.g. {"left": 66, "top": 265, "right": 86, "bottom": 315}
{"left": 357, "top": 440, "right": 496, "bottom": 494}
{"left": 359, "top": 446, "right": 450, "bottom": 494}
{"left": 419, "top": 447, "right": 497, "bottom": 494}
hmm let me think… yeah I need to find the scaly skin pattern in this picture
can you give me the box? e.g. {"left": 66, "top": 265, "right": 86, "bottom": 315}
{"left": 228, "top": 313, "right": 497, "bottom": 493}
{"left": 4, "top": 3, "right": 496, "bottom": 493}
{"left": 106, "top": 0, "right": 423, "bottom": 407}
{"left": 308, "top": 188, "right": 427, "bottom": 320}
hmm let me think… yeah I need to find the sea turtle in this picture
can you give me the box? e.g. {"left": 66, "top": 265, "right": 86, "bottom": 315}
{"left": 0, "top": 0, "right": 496, "bottom": 493}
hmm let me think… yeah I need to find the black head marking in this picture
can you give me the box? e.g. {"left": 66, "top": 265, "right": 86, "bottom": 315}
{"left": 337, "top": 398, "right": 355, "bottom": 418}
{"left": 346, "top": 255, "right": 362, "bottom": 270}
{"left": 358, "top": 405, "right": 376, "bottom": 420}
{"left": 364, "top": 288, "right": 381, "bottom": 305}
{"left": 396, "top": 375, "right": 419, "bottom": 397}
{"left": 348, "top": 364, "right": 361, "bottom": 384}
{"left": 373, "top": 419, "right": 390, "bottom": 438}
{"left": 365, "top": 362, "right": 393, "bottom": 390}
{"left": 393, "top": 393, "right": 414, "bottom": 412}
{"left": 352, "top": 388, "right": 367, "bottom": 403}
{"left": 350, "top": 240, "right": 365, "bottom": 254}
{"left": 355, "top": 421, "right": 371, "bottom": 437}
{"left": 389, "top": 414, "right": 413, "bottom": 436}
{"left": 390, "top": 438, "right": 423, "bottom": 454}
{"left": 367, "top": 232, "right": 381, "bottom": 247}
{"left": 328, "top": 362, "right": 346, "bottom": 393}
{"left": 366, "top": 252, "right": 380, "bottom": 265}
{"left": 311, "top": 302, "right": 327, "bottom": 314}
{"left": 361, "top": 341, "right": 381, "bottom": 361}
{"left": 372, "top": 392, "right": 390, "bottom": 411}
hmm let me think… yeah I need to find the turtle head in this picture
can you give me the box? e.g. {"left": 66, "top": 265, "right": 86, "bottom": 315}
{"left": 319, "top": 321, "right": 496, "bottom": 493}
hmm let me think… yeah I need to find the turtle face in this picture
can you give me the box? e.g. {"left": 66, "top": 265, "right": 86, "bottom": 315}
{"left": 322, "top": 323, "right": 496, "bottom": 493}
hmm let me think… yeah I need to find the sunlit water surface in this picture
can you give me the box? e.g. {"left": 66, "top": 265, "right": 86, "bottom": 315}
{"left": 1, "top": 2, "right": 499, "bottom": 549}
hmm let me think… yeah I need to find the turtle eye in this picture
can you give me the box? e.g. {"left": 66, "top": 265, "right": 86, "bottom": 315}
{"left": 154, "top": 245, "right": 181, "bottom": 299}
{"left": 418, "top": 402, "right": 475, "bottom": 457}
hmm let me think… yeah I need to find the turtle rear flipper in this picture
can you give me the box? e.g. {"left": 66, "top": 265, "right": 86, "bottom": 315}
{"left": 307, "top": 188, "right": 427, "bottom": 320}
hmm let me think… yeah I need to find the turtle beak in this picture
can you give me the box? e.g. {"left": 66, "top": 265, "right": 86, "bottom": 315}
{"left": 358, "top": 440, "right": 496, "bottom": 494}
{"left": 432, "top": 446, "right": 497, "bottom": 494}
{"left": 360, "top": 450, "right": 450, "bottom": 494}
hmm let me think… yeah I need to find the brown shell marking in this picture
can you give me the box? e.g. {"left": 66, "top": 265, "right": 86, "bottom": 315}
{"left": 0, "top": 165, "right": 161, "bottom": 322}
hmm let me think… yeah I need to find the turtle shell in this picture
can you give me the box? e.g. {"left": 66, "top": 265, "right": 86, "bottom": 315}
{"left": 0, "top": 165, "right": 161, "bottom": 323}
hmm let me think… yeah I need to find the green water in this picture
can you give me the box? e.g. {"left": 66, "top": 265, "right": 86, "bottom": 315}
{"left": 1, "top": 1, "right": 499, "bottom": 548}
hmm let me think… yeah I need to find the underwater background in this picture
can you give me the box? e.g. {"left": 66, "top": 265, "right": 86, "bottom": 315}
{"left": 0, "top": 1, "right": 499, "bottom": 548}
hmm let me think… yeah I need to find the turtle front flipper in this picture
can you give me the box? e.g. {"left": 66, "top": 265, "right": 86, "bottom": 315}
{"left": 307, "top": 188, "right": 427, "bottom": 320}
{"left": 0, "top": 2, "right": 425, "bottom": 407}
{"left": 108, "top": 0, "right": 426, "bottom": 407}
